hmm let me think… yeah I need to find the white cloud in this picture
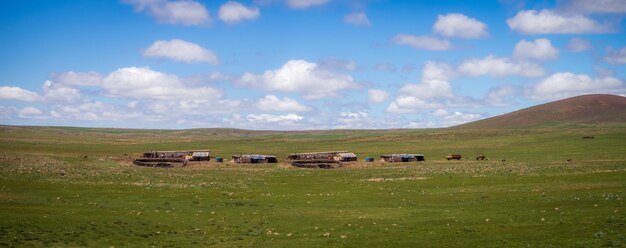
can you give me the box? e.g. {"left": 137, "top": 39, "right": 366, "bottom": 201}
{"left": 422, "top": 61, "right": 455, "bottom": 82}
{"left": 18, "top": 107, "right": 46, "bottom": 119}
{"left": 246, "top": 113, "right": 303, "bottom": 123}
{"left": 0, "top": 86, "right": 41, "bottom": 102}
{"left": 405, "top": 109, "right": 483, "bottom": 128}
{"left": 529, "top": 72, "right": 624, "bottom": 100}
{"left": 52, "top": 71, "right": 103, "bottom": 86}
{"left": 398, "top": 81, "right": 453, "bottom": 100}
{"left": 458, "top": 55, "right": 545, "bottom": 78}
{"left": 432, "top": 109, "right": 483, "bottom": 127}
{"left": 142, "top": 39, "right": 219, "bottom": 65}
{"left": 433, "top": 13, "right": 488, "bottom": 39}
{"left": 386, "top": 96, "right": 443, "bottom": 113}
{"left": 285, "top": 0, "right": 330, "bottom": 9}
{"left": 386, "top": 61, "right": 455, "bottom": 113}
{"left": 604, "top": 47, "right": 626, "bottom": 64}
{"left": 43, "top": 80, "right": 81, "bottom": 102}
{"left": 334, "top": 111, "right": 369, "bottom": 129}
{"left": 256, "top": 95, "right": 312, "bottom": 112}
{"left": 218, "top": 1, "right": 260, "bottom": 24}
{"left": 49, "top": 100, "right": 152, "bottom": 122}
{"left": 102, "top": 67, "right": 222, "bottom": 100}
{"left": 513, "top": 38, "right": 559, "bottom": 61}
{"left": 567, "top": 38, "right": 592, "bottom": 52}
{"left": 236, "top": 60, "right": 357, "bottom": 100}
{"left": 483, "top": 85, "right": 521, "bottom": 106}
{"left": 406, "top": 62, "right": 454, "bottom": 99}
{"left": 392, "top": 34, "right": 450, "bottom": 51}
{"left": 506, "top": 9, "right": 613, "bottom": 34}
{"left": 344, "top": 12, "right": 371, "bottom": 27}
{"left": 123, "top": 0, "right": 211, "bottom": 26}
{"left": 368, "top": 89, "right": 388, "bottom": 103}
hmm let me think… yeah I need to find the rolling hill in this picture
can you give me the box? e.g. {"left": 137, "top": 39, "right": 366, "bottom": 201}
{"left": 457, "top": 94, "right": 626, "bottom": 129}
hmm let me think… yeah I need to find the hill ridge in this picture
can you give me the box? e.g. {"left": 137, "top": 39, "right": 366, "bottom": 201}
{"left": 457, "top": 94, "right": 626, "bottom": 129}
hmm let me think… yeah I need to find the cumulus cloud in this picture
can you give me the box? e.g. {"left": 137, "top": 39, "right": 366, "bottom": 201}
{"left": 334, "top": 111, "right": 369, "bottom": 129}
{"left": 344, "top": 12, "right": 371, "bottom": 27}
{"left": 604, "top": 47, "right": 626, "bottom": 64}
{"left": 386, "top": 62, "right": 454, "bottom": 113}
{"left": 0, "top": 86, "right": 41, "bottom": 102}
{"left": 102, "top": 67, "right": 222, "bottom": 100}
{"left": 433, "top": 13, "right": 488, "bottom": 39}
{"left": 285, "top": 0, "right": 330, "bottom": 9}
{"left": 387, "top": 96, "right": 443, "bottom": 113}
{"left": 142, "top": 39, "right": 219, "bottom": 65}
{"left": 392, "top": 34, "right": 450, "bottom": 51}
{"left": 458, "top": 55, "right": 545, "bottom": 78}
{"left": 218, "top": 1, "right": 260, "bottom": 24}
{"left": 18, "top": 107, "right": 46, "bottom": 119}
{"left": 123, "top": 0, "right": 211, "bottom": 26}
{"left": 529, "top": 72, "right": 624, "bottom": 100}
{"left": 405, "top": 109, "right": 483, "bottom": 128}
{"left": 368, "top": 89, "right": 389, "bottom": 103}
{"left": 513, "top": 38, "right": 559, "bottom": 61}
{"left": 43, "top": 80, "right": 81, "bottom": 102}
{"left": 506, "top": 9, "right": 613, "bottom": 34}
{"left": 567, "top": 38, "right": 592, "bottom": 52}
{"left": 483, "top": 85, "right": 521, "bottom": 106}
{"left": 256, "top": 95, "right": 312, "bottom": 112}
{"left": 236, "top": 60, "right": 357, "bottom": 99}
{"left": 246, "top": 113, "right": 303, "bottom": 123}
{"left": 431, "top": 109, "right": 483, "bottom": 127}
{"left": 49, "top": 100, "right": 154, "bottom": 122}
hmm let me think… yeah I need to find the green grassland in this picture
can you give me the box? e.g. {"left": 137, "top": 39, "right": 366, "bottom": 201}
{"left": 0, "top": 125, "right": 625, "bottom": 247}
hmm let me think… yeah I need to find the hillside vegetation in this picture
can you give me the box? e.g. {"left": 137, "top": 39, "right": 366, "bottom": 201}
{"left": 458, "top": 94, "right": 626, "bottom": 129}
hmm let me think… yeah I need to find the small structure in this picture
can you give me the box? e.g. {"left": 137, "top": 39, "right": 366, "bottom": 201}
{"left": 288, "top": 151, "right": 357, "bottom": 169}
{"left": 231, "top": 154, "right": 278, "bottom": 164}
{"left": 288, "top": 151, "right": 357, "bottom": 162}
{"left": 215, "top": 157, "right": 224, "bottom": 163}
{"left": 335, "top": 152, "right": 357, "bottom": 162}
{"left": 364, "top": 157, "right": 374, "bottom": 162}
{"left": 380, "top": 154, "right": 425, "bottom": 162}
{"left": 446, "top": 154, "right": 462, "bottom": 160}
{"left": 192, "top": 151, "right": 211, "bottom": 161}
{"left": 142, "top": 150, "right": 211, "bottom": 161}
{"left": 134, "top": 150, "right": 211, "bottom": 167}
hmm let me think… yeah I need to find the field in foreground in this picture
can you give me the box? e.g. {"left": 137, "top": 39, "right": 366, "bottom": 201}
{"left": 0, "top": 125, "right": 625, "bottom": 247}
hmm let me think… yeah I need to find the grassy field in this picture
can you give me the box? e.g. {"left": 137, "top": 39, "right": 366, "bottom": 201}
{"left": 0, "top": 125, "right": 625, "bottom": 247}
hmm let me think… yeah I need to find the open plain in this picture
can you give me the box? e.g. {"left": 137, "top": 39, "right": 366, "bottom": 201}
{"left": 0, "top": 124, "right": 625, "bottom": 247}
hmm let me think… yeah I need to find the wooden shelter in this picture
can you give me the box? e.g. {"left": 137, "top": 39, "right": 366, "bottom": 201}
{"left": 380, "top": 154, "right": 425, "bottom": 162}
{"left": 231, "top": 154, "right": 278, "bottom": 163}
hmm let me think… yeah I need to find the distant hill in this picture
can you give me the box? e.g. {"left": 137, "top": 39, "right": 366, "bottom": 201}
{"left": 457, "top": 94, "right": 626, "bottom": 129}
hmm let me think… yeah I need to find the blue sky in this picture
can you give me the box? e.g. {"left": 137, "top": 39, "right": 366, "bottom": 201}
{"left": 1, "top": 0, "right": 625, "bottom": 129}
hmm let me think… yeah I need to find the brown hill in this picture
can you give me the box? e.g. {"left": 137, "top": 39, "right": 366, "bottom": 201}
{"left": 457, "top": 94, "right": 626, "bottom": 129}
